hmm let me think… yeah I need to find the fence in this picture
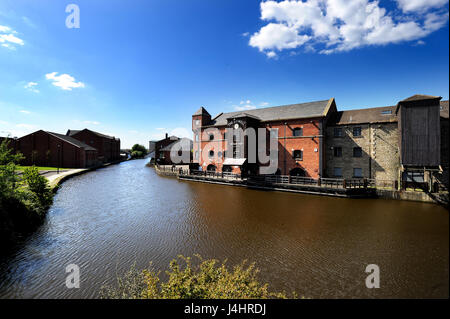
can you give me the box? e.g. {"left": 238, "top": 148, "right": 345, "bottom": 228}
{"left": 186, "top": 169, "right": 242, "bottom": 180}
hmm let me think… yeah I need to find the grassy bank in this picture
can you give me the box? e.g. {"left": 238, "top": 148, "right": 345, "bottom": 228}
{"left": 0, "top": 140, "right": 53, "bottom": 252}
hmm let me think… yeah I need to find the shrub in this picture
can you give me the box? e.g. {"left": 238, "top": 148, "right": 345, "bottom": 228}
{"left": 100, "top": 255, "right": 289, "bottom": 299}
{"left": 22, "top": 166, "right": 53, "bottom": 210}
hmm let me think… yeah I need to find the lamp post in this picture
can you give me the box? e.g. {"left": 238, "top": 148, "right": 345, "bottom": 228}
{"left": 57, "top": 144, "right": 61, "bottom": 174}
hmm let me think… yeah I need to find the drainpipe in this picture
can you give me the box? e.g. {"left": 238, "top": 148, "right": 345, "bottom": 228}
{"left": 284, "top": 122, "right": 287, "bottom": 175}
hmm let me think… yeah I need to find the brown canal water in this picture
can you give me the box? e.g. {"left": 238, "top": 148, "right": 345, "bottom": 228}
{"left": 0, "top": 159, "right": 448, "bottom": 298}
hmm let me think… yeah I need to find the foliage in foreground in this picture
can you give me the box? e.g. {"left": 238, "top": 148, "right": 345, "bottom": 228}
{"left": 130, "top": 144, "right": 148, "bottom": 159}
{"left": 100, "top": 255, "right": 292, "bottom": 299}
{"left": 0, "top": 138, "right": 53, "bottom": 247}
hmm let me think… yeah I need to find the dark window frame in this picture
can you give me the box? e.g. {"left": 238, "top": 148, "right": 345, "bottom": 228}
{"left": 333, "top": 167, "right": 342, "bottom": 178}
{"left": 293, "top": 127, "right": 303, "bottom": 137}
{"left": 333, "top": 146, "right": 342, "bottom": 157}
{"left": 209, "top": 150, "right": 214, "bottom": 158}
{"left": 333, "top": 127, "right": 343, "bottom": 137}
{"left": 352, "top": 127, "right": 362, "bottom": 137}
{"left": 353, "top": 147, "right": 362, "bottom": 157}
{"left": 353, "top": 167, "right": 363, "bottom": 178}
{"left": 293, "top": 150, "right": 303, "bottom": 160}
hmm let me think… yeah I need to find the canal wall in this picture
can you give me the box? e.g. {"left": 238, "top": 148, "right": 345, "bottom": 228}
{"left": 48, "top": 158, "right": 129, "bottom": 190}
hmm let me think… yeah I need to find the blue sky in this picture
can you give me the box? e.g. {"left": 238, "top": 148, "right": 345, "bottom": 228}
{"left": 0, "top": 0, "right": 449, "bottom": 148}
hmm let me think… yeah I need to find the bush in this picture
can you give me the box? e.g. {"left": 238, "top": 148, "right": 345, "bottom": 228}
{"left": 100, "top": 255, "right": 289, "bottom": 299}
{"left": 22, "top": 166, "right": 53, "bottom": 210}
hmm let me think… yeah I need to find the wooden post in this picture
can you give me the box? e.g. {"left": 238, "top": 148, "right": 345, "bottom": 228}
{"left": 317, "top": 178, "right": 321, "bottom": 187}
{"left": 343, "top": 179, "right": 346, "bottom": 188}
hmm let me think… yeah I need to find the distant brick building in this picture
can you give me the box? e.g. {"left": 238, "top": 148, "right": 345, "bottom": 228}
{"left": 192, "top": 95, "right": 449, "bottom": 187}
{"left": 66, "top": 129, "right": 120, "bottom": 163}
{"left": 16, "top": 130, "right": 98, "bottom": 168}
{"left": 154, "top": 134, "right": 192, "bottom": 165}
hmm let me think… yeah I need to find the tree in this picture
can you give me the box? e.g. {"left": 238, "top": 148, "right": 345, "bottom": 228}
{"left": 130, "top": 144, "right": 148, "bottom": 159}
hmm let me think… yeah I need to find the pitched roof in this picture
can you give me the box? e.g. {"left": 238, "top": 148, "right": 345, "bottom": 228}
{"left": 441, "top": 100, "right": 449, "bottom": 119}
{"left": 193, "top": 106, "right": 211, "bottom": 116}
{"left": 400, "top": 94, "right": 442, "bottom": 103}
{"left": 47, "top": 131, "right": 98, "bottom": 151}
{"left": 208, "top": 99, "right": 332, "bottom": 126}
{"left": 160, "top": 138, "right": 193, "bottom": 151}
{"left": 67, "top": 128, "right": 119, "bottom": 140}
{"left": 328, "top": 105, "right": 397, "bottom": 125}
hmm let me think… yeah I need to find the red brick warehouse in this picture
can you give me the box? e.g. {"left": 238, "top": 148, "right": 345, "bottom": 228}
{"left": 192, "top": 98, "right": 337, "bottom": 178}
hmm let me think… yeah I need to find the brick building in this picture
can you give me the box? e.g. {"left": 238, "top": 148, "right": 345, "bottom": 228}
{"left": 192, "top": 95, "right": 449, "bottom": 187}
{"left": 192, "top": 99, "right": 337, "bottom": 177}
{"left": 66, "top": 129, "right": 120, "bottom": 163}
{"left": 154, "top": 134, "right": 193, "bottom": 165}
{"left": 16, "top": 130, "right": 98, "bottom": 168}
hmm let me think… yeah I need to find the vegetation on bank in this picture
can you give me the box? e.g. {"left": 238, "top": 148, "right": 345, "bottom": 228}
{"left": 130, "top": 144, "right": 148, "bottom": 159}
{"left": 100, "top": 255, "right": 293, "bottom": 299}
{"left": 0, "top": 139, "right": 53, "bottom": 249}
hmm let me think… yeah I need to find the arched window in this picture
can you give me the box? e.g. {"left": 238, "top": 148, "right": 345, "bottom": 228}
{"left": 209, "top": 150, "right": 214, "bottom": 158}
{"left": 209, "top": 134, "right": 214, "bottom": 141}
{"left": 289, "top": 167, "right": 306, "bottom": 176}
{"left": 222, "top": 165, "right": 232, "bottom": 173}
{"left": 207, "top": 164, "right": 216, "bottom": 172}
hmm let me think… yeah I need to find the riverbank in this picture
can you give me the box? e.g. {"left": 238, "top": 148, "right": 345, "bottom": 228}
{"left": 47, "top": 157, "right": 129, "bottom": 190}
{"left": 156, "top": 166, "right": 449, "bottom": 205}
{"left": 0, "top": 158, "right": 129, "bottom": 254}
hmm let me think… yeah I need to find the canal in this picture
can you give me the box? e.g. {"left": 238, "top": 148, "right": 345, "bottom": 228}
{"left": 0, "top": 159, "right": 448, "bottom": 298}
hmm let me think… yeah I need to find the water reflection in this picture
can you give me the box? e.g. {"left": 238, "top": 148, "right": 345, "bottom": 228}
{"left": 0, "top": 159, "right": 448, "bottom": 298}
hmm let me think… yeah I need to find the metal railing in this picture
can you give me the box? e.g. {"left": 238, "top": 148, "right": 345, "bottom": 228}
{"left": 186, "top": 169, "right": 243, "bottom": 180}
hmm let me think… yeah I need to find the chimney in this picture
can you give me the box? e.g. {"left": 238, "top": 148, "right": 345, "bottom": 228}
{"left": 165, "top": 133, "right": 168, "bottom": 139}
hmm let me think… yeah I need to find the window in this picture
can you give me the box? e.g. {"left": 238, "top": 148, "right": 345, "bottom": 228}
{"left": 159, "top": 152, "right": 164, "bottom": 159}
{"left": 353, "top": 147, "right": 362, "bottom": 157}
{"left": 194, "top": 151, "right": 199, "bottom": 159}
{"left": 334, "top": 167, "right": 342, "bottom": 177}
{"left": 209, "top": 150, "right": 214, "bottom": 158}
{"left": 195, "top": 134, "right": 199, "bottom": 142}
{"left": 403, "top": 172, "right": 424, "bottom": 182}
{"left": 293, "top": 150, "right": 303, "bottom": 160}
{"left": 353, "top": 127, "right": 362, "bottom": 137}
{"left": 209, "top": 134, "right": 214, "bottom": 141}
{"left": 334, "top": 127, "right": 343, "bottom": 137}
{"left": 217, "top": 151, "right": 222, "bottom": 158}
{"left": 195, "top": 120, "right": 200, "bottom": 125}
{"left": 381, "top": 110, "right": 392, "bottom": 115}
{"left": 333, "top": 146, "right": 342, "bottom": 157}
{"left": 293, "top": 128, "right": 302, "bottom": 137}
{"left": 353, "top": 168, "right": 363, "bottom": 178}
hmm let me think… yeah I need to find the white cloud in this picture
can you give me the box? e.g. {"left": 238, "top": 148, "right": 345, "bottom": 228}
{"left": 0, "top": 25, "right": 24, "bottom": 49}
{"left": 0, "top": 25, "right": 11, "bottom": 32}
{"left": 19, "top": 110, "right": 31, "bottom": 114}
{"left": 396, "top": 0, "right": 448, "bottom": 12}
{"left": 235, "top": 100, "right": 257, "bottom": 111}
{"left": 24, "top": 81, "right": 39, "bottom": 93}
{"left": 45, "top": 72, "right": 85, "bottom": 91}
{"left": 242, "top": 32, "right": 250, "bottom": 37}
{"left": 249, "top": 0, "right": 449, "bottom": 56}
{"left": 259, "top": 102, "right": 269, "bottom": 106}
